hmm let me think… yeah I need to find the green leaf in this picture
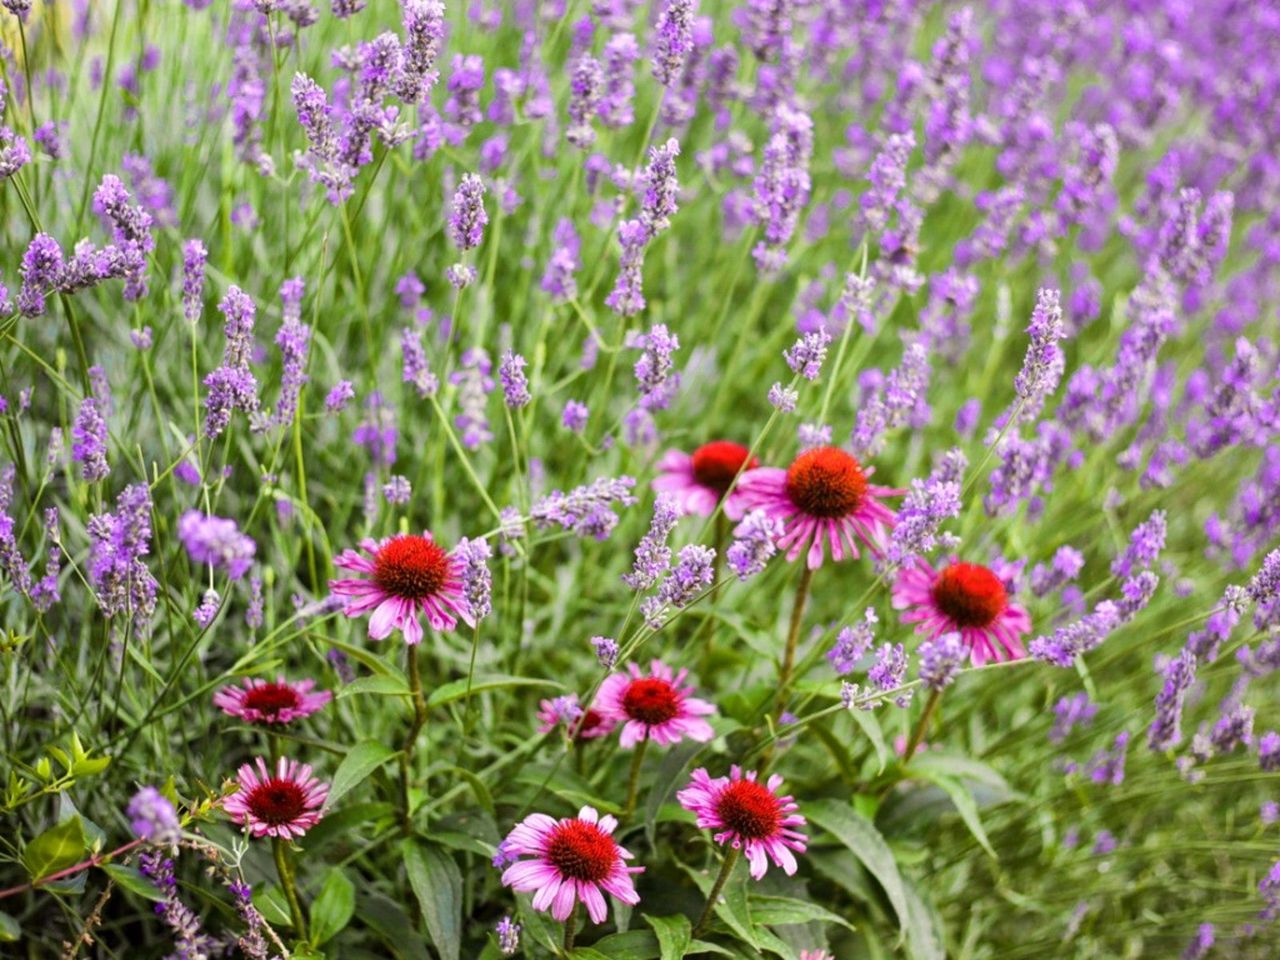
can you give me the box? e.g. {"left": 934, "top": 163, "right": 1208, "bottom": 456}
{"left": 0, "top": 911, "right": 19, "bottom": 942}
{"left": 679, "top": 858, "right": 756, "bottom": 947}
{"left": 404, "top": 841, "right": 462, "bottom": 960}
{"left": 848, "top": 706, "right": 889, "bottom": 775}
{"left": 327, "top": 740, "right": 398, "bottom": 807}
{"left": 437, "top": 764, "right": 495, "bottom": 815}
{"left": 361, "top": 892, "right": 430, "bottom": 960}
{"left": 804, "top": 799, "right": 909, "bottom": 936}
{"left": 901, "top": 879, "right": 946, "bottom": 960}
{"left": 911, "top": 754, "right": 1012, "bottom": 795}
{"left": 645, "top": 913, "right": 692, "bottom": 960}
{"left": 100, "top": 863, "right": 165, "bottom": 902}
{"left": 252, "top": 883, "right": 293, "bottom": 928}
{"left": 589, "top": 931, "right": 735, "bottom": 959}
{"left": 644, "top": 740, "right": 707, "bottom": 846}
{"left": 748, "top": 894, "right": 856, "bottom": 931}
{"left": 426, "top": 674, "right": 561, "bottom": 707}
{"left": 309, "top": 868, "right": 356, "bottom": 945}
{"left": 335, "top": 675, "right": 411, "bottom": 699}
{"left": 515, "top": 892, "right": 561, "bottom": 953}
{"left": 23, "top": 816, "right": 87, "bottom": 881}
{"left": 914, "top": 772, "right": 996, "bottom": 858}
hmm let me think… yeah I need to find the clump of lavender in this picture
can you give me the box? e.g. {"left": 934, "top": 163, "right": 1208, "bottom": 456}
{"left": 269, "top": 277, "right": 311, "bottom": 429}
{"left": 752, "top": 105, "right": 813, "bottom": 272}
{"left": 828, "top": 608, "right": 878, "bottom": 675}
{"left": 642, "top": 544, "right": 716, "bottom": 627}
{"left": 450, "top": 348, "right": 495, "bottom": 448}
{"left": 448, "top": 173, "right": 488, "bottom": 287}
{"left": 530, "top": 476, "right": 638, "bottom": 540}
{"left": 71, "top": 371, "right": 111, "bottom": 482}
{"left": 651, "top": 0, "right": 697, "bottom": 87}
{"left": 918, "top": 633, "right": 966, "bottom": 691}
{"left": 567, "top": 55, "right": 605, "bottom": 148}
{"left": 623, "top": 494, "right": 680, "bottom": 590}
{"left": 127, "top": 786, "right": 180, "bottom": 845}
{"left": 203, "top": 286, "right": 260, "bottom": 439}
{"left": 456, "top": 536, "right": 493, "bottom": 622}
{"left": 499, "top": 351, "right": 531, "bottom": 409}
{"left": 726, "top": 508, "right": 782, "bottom": 581}
{"left": 885, "top": 449, "right": 965, "bottom": 570}
{"left": 88, "top": 484, "right": 159, "bottom": 633}
{"left": 401, "top": 326, "right": 439, "bottom": 398}
{"left": 868, "top": 643, "right": 912, "bottom": 707}
{"left": 634, "top": 323, "right": 681, "bottom": 412}
{"left": 784, "top": 328, "right": 832, "bottom": 381}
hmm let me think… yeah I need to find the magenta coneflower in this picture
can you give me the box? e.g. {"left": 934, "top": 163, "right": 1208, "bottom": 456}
{"left": 727, "top": 446, "right": 898, "bottom": 569}
{"left": 892, "top": 559, "right": 1032, "bottom": 664}
{"left": 676, "top": 766, "right": 808, "bottom": 879}
{"left": 499, "top": 805, "right": 643, "bottom": 923}
{"left": 597, "top": 660, "right": 716, "bottom": 747}
{"left": 329, "top": 532, "right": 475, "bottom": 644}
{"left": 213, "top": 677, "right": 331, "bottom": 726}
{"left": 536, "top": 694, "right": 618, "bottom": 740}
{"left": 224, "top": 757, "right": 328, "bottom": 840}
{"left": 653, "top": 441, "right": 759, "bottom": 516}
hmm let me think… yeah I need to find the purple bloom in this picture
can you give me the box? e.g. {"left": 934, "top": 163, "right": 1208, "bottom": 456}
{"left": 828, "top": 608, "right": 878, "bottom": 675}
{"left": 382, "top": 475, "right": 412, "bottom": 504}
{"left": 652, "top": 0, "right": 696, "bottom": 87}
{"left": 127, "top": 786, "right": 180, "bottom": 845}
{"left": 648, "top": 544, "right": 715, "bottom": 623}
{"left": 726, "top": 508, "right": 782, "bottom": 581}
{"left": 203, "top": 287, "right": 260, "bottom": 438}
{"left": 450, "top": 348, "right": 494, "bottom": 449}
{"left": 325, "top": 380, "right": 355, "bottom": 413}
{"left": 641, "top": 138, "right": 681, "bottom": 233}
{"left": 861, "top": 132, "right": 914, "bottom": 233}
{"left": 623, "top": 494, "right": 680, "bottom": 590}
{"left": 918, "top": 633, "right": 966, "bottom": 691}
{"left": 885, "top": 450, "right": 965, "bottom": 570}
{"left": 851, "top": 340, "right": 931, "bottom": 458}
{"left": 1147, "top": 649, "right": 1196, "bottom": 751}
{"left": 178, "top": 510, "right": 257, "bottom": 580}
{"left": 271, "top": 279, "right": 311, "bottom": 428}
{"left": 599, "top": 33, "right": 639, "bottom": 128}
{"left": 455, "top": 535, "right": 493, "bottom": 621}
{"left": 591, "top": 635, "right": 619, "bottom": 670}
{"left": 1259, "top": 731, "right": 1280, "bottom": 772}
{"left": 397, "top": 0, "right": 446, "bottom": 104}
{"left": 1111, "top": 510, "right": 1167, "bottom": 578}
{"left": 499, "top": 351, "right": 531, "bottom": 408}
{"left": 768, "top": 382, "right": 797, "bottom": 413}
{"left": 1002, "top": 288, "right": 1065, "bottom": 430}
{"left": 18, "top": 233, "right": 64, "bottom": 317}
{"left": 181, "top": 239, "right": 207, "bottom": 324}
{"left": 634, "top": 323, "right": 680, "bottom": 412}
{"left": 1087, "top": 731, "right": 1129, "bottom": 785}
{"left": 562, "top": 399, "right": 589, "bottom": 432}
{"left": 1181, "top": 924, "right": 1214, "bottom": 960}
{"left": 784, "top": 328, "right": 832, "bottom": 382}
{"left": 530, "top": 476, "right": 638, "bottom": 541}
{"left": 868, "top": 643, "right": 911, "bottom": 706}
{"left": 1050, "top": 692, "right": 1097, "bottom": 743}
{"left": 88, "top": 484, "right": 159, "bottom": 632}
{"left": 496, "top": 915, "right": 521, "bottom": 956}
{"left": 72, "top": 387, "right": 110, "bottom": 483}
{"left": 401, "top": 327, "right": 439, "bottom": 398}
{"left": 567, "top": 55, "right": 604, "bottom": 149}
{"left": 752, "top": 105, "right": 813, "bottom": 272}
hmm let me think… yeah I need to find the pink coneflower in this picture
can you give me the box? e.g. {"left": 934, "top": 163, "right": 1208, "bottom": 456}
{"left": 653, "top": 441, "right": 758, "bottom": 516}
{"left": 727, "top": 446, "right": 898, "bottom": 569}
{"left": 213, "top": 677, "right": 331, "bottom": 726}
{"left": 224, "top": 757, "right": 328, "bottom": 840}
{"left": 676, "top": 766, "right": 807, "bottom": 879}
{"left": 536, "top": 694, "right": 618, "bottom": 740}
{"left": 892, "top": 559, "right": 1032, "bottom": 664}
{"left": 329, "top": 532, "right": 475, "bottom": 644}
{"left": 499, "top": 805, "right": 643, "bottom": 923}
{"left": 597, "top": 660, "right": 716, "bottom": 747}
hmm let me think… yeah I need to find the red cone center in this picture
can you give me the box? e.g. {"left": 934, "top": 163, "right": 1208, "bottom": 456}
{"left": 784, "top": 446, "right": 868, "bottom": 518}
{"left": 246, "top": 779, "right": 309, "bottom": 826}
{"left": 577, "top": 709, "right": 608, "bottom": 738}
{"left": 373, "top": 534, "right": 449, "bottom": 600}
{"left": 931, "top": 563, "right": 1007, "bottom": 629}
{"left": 242, "top": 683, "right": 302, "bottom": 718}
{"left": 691, "top": 441, "right": 758, "bottom": 495}
{"left": 622, "top": 677, "right": 681, "bottom": 725}
{"left": 715, "top": 779, "right": 783, "bottom": 840}
{"left": 545, "top": 820, "right": 618, "bottom": 882}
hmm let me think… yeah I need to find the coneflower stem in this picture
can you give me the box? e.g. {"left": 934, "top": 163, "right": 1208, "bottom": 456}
{"left": 400, "top": 644, "right": 429, "bottom": 835}
{"left": 776, "top": 565, "right": 815, "bottom": 718}
{"left": 903, "top": 689, "right": 941, "bottom": 766}
{"left": 622, "top": 738, "right": 649, "bottom": 820}
{"left": 272, "top": 836, "right": 307, "bottom": 940}
{"left": 692, "top": 846, "right": 741, "bottom": 939}
{"left": 562, "top": 905, "right": 578, "bottom": 953}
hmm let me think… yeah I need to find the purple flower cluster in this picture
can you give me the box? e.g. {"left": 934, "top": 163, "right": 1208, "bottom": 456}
{"left": 178, "top": 510, "right": 257, "bottom": 580}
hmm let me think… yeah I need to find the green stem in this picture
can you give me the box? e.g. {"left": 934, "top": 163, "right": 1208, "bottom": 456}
{"left": 460, "top": 623, "right": 482, "bottom": 739}
{"left": 622, "top": 737, "right": 649, "bottom": 821}
{"left": 272, "top": 836, "right": 307, "bottom": 940}
{"left": 902, "top": 688, "right": 941, "bottom": 766}
{"left": 399, "top": 644, "right": 429, "bottom": 835}
{"left": 776, "top": 565, "right": 815, "bottom": 719}
{"left": 692, "top": 847, "right": 740, "bottom": 939}
{"left": 562, "top": 904, "right": 578, "bottom": 954}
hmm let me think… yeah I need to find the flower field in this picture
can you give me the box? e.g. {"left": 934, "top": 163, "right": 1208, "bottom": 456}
{"left": 0, "top": 1, "right": 1278, "bottom": 957}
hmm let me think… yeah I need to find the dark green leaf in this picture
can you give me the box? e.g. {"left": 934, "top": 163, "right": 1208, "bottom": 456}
{"left": 426, "top": 674, "right": 561, "bottom": 707}
{"left": 309, "top": 867, "right": 356, "bottom": 945}
{"left": 644, "top": 740, "right": 707, "bottom": 846}
{"left": 0, "top": 911, "right": 19, "bottom": 942}
{"left": 645, "top": 913, "right": 692, "bottom": 960}
{"left": 252, "top": 883, "right": 293, "bottom": 928}
{"left": 335, "top": 675, "right": 411, "bottom": 699}
{"left": 404, "top": 841, "right": 462, "bottom": 960}
{"left": 327, "top": 740, "right": 398, "bottom": 807}
{"left": 361, "top": 892, "right": 430, "bottom": 960}
{"left": 913, "top": 772, "right": 996, "bottom": 858}
{"left": 749, "top": 894, "right": 856, "bottom": 931}
{"left": 23, "top": 816, "right": 87, "bottom": 881}
{"left": 804, "top": 799, "right": 908, "bottom": 936}
{"left": 589, "top": 931, "right": 734, "bottom": 959}
{"left": 100, "top": 863, "right": 165, "bottom": 902}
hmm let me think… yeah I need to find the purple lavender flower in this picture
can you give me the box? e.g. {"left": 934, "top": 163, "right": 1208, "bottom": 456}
{"left": 178, "top": 510, "right": 257, "bottom": 579}
{"left": 641, "top": 138, "right": 681, "bottom": 233}
{"left": 768, "top": 382, "right": 797, "bottom": 413}
{"left": 496, "top": 915, "right": 521, "bottom": 956}
{"left": 562, "top": 399, "right": 589, "bottom": 432}
{"left": 1049, "top": 692, "right": 1097, "bottom": 743}
{"left": 828, "top": 608, "right": 878, "bottom": 675}
{"left": 1111, "top": 510, "right": 1167, "bottom": 578}
{"left": 530, "top": 476, "right": 638, "bottom": 540}
{"left": 455, "top": 535, "right": 493, "bottom": 621}
{"left": 1002, "top": 288, "right": 1065, "bottom": 429}
{"left": 868, "top": 643, "right": 911, "bottom": 706}
{"left": 591, "top": 635, "right": 619, "bottom": 670}
{"left": 784, "top": 328, "right": 832, "bottom": 381}
{"left": 567, "top": 55, "right": 604, "bottom": 149}
{"left": 397, "top": 0, "right": 446, "bottom": 104}
{"left": 450, "top": 348, "right": 494, "bottom": 449}
{"left": 401, "top": 327, "right": 439, "bottom": 399}
{"left": 128, "top": 786, "right": 180, "bottom": 844}
{"left": 18, "top": 233, "right": 64, "bottom": 317}
{"left": 605, "top": 218, "right": 650, "bottom": 316}
{"left": 726, "top": 508, "right": 782, "bottom": 581}
{"left": 1148, "top": 649, "right": 1197, "bottom": 751}
{"left": 382, "top": 475, "right": 411, "bottom": 504}
{"left": 271, "top": 278, "right": 311, "bottom": 428}
{"left": 861, "top": 132, "right": 914, "bottom": 233}
{"left": 752, "top": 105, "right": 813, "bottom": 272}
{"left": 88, "top": 484, "right": 159, "bottom": 632}
{"left": 918, "top": 633, "right": 966, "bottom": 691}
{"left": 203, "top": 286, "right": 260, "bottom": 438}
{"left": 885, "top": 450, "right": 965, "bottom": 569}
{"left": 1181, "top": 924, "right": 1214, "bottom": 960}
{"left": 634, "top": 323, "right": 680, "bottom": 411}
{"left": 1087, "top": 731, "right": 1129, "bottom": 785}
{"left": 325, "top": 380, "right": 355, "bottom": 413}
{"left": 623, "top": 494, "right": 680, "bottom": 590}
{"left": 652, "top": 544, "right": 715, "bottom": 619}
{"left": 181, "top": 239, "right": 207, "bottom": 324}
{"left": 1258, "top": 731, "right": 1280, "bottom": 772}
{"left": 71, "top": 392, "right": 110, "bottom": 483}
{"left": 499, "top": 351, "right": 531, "bottom": 408}
{"left": 599, "top": 33, "right": 639, "bottom": 128}
{"left": 651, "top": 0, "right": 697, "bottom": 87}
{"left": 851, "top": 340, "right": 930, "bottom": 457}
